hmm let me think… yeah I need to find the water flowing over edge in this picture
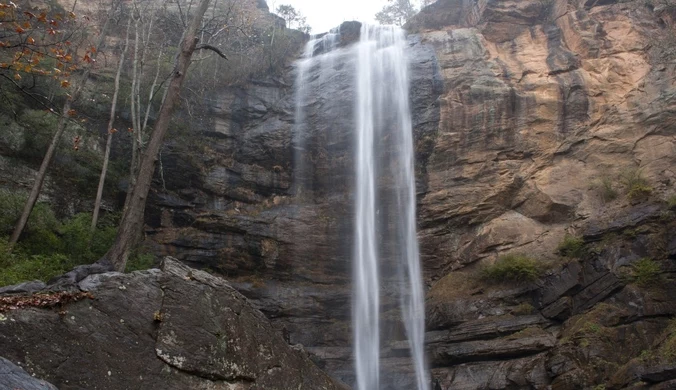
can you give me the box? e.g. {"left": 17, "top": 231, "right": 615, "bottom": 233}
{"left": 293, "top": 24, "right": 428, "bottom": 390}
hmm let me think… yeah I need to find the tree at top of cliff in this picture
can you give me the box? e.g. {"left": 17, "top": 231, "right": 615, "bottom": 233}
{"left": 375, "top": 0, "right": 417, "bottom": 26}
{"left": 275, "top": 4, "right": 310, "bottom": 33}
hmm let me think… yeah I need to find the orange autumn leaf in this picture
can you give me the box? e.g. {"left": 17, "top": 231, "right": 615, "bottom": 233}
{"left": 14, "top": 73, "right": 21, "bottom": 80}
{"left": 15, "top": 26, "right": 24, "bottom": 33}
{"left": 26, "top": 36, "right": 35, "bottom": 44}
{"left": 22, "top": 21, "right": 30, "bottom": 28}
{"left": 67, "top": 109, "right": 76, "bottom": 116}
{"left": 60, "top": 80, "right": 70, "bottom": 88}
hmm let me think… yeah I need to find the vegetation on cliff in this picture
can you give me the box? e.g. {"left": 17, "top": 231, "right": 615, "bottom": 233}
{"left": 0, "top": 0, "right": 306, "bottom": 285}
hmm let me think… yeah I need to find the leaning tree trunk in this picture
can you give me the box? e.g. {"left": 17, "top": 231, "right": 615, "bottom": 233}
{"left": 8, "top": 1, "right": 119, "bottom": 251}
{"left": 102, "top": 0, "right": 212, "bottom": 272}
{"left": 91, "top": 18, "right": 132, "bottom": 233}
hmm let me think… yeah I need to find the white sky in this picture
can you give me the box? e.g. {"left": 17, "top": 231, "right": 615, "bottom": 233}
{"left": 266, "top": 0, "right": 392, "bottom": 34}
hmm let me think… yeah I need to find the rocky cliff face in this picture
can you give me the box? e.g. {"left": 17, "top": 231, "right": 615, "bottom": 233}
{"left": 408, "top": 1, "right": 676, "bottom": 387}
{"left": 144, "top": 0, "right": 676, "bottom": 388}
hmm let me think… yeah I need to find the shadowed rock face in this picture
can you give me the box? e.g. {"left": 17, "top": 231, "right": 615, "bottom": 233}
{"left": 0, "top": 258, "right": 344, "bottom": 390}
{"left": 144, "top": 0, "right": 676, "bottom": 388}
{"left": 0, "top": 357, "right": 57, "bottom": 390}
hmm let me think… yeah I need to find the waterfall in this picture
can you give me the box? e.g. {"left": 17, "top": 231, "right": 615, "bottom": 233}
{"left": 293, "top": 24, "right": 427, "bottom": 390}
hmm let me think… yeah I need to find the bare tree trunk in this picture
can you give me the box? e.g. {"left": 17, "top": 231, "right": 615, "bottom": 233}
{"left": 8, "top": 1, "right": 119, "bottom": 251}
{"left": 102, "top": 0, "right": 212, "bottom": 271}
{"left": 128, "top": 15, "right": 141, "bottom": 192}
{"left": 125, "top": 0, "right": 160, "bottom": 211}
{"left": 141, "top": 45, "right": 164, "bottom": 132}
{"left": 91, "top": 18, "right": 132, "bottom": 233}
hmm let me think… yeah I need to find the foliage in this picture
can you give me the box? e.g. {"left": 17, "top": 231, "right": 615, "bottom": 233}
{"left": 0, "top": 192, "right": 122, "bottom": 286}
{"left": 640, "top": 318, "right": 676, "bottom": 364}
{"left": 0, "top": 238, "right": 74, "bottom": 286}
{"left": 0, "top": 189, "right": 59, "bottom": 236}
{"left": 629, "top": 257, "right": 661, "bottom": 286}
{"left": 275, "top": 4, "right": 310, "bottom": 33}
{"left": 375, "top": 0, "right": 417, "bottom": 26}
{"left": 593, "top": 175, "right": 618, "bottom": 203}
{"left": 481, "top": 254, "right": 542, "bottom": 283}
{"left": 557, "top": 234, "right": 585, "bottom": 258}
{"left": 620, "top": 168, "right": 653, "bottom": 201}
{"left": 125, "top": 252, "right": 156, "bottom": 272}
{"left": 0, "top": 0, "right": 98, "bottom": 115}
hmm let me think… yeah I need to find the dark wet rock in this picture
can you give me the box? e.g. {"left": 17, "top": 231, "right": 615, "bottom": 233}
{"left": 429, "top": 330, "right": 556, "bottom": 366}
{"left": 642, "top": 364, "right": 676, "bottom": 383}
{"left": 0, "top": 258, "right": 344, "bottom": 390}
{"left": 0, "top": 357, "right": 57, "bottom": 390}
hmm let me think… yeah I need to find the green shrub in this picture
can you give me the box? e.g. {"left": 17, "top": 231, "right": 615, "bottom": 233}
{"left": 0, "top": 238, "right": 76, "bottom": 287}
{"left": 557, "top": 234, "right": 585, "bottom": 258}
{"left": 621, "top": 168, "right": 653, "bottom": 201}
{"left": 0, "top": 197, "right": 121, "bottom": 286}
{"left": 481, "top": 254, "right": 542, "bottom": 283}
{"left": 631, "top": 257, "right": 661, "bottom": 286}
{"left": 126, "top": 252, "right": 156, "bottom": 273}
{"left": 594, "top": 175, "right": 618, "bottom": 203}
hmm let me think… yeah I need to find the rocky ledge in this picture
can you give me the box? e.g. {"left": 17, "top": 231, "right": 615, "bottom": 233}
{"left": 0, "top": 258, "right": 344, "bottom": 390}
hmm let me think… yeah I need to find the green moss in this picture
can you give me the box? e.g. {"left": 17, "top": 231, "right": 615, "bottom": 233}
{"left": 667, "top": 195, "right": 676, "bottom": 210}
{"left": 557, "top": 234, "right": 585, "bottom": 258}
{"left": 585, "top": 321, "right": 603, "bottom": 334}
{"left": 481, "top": 254, "right": 542, "bottom": 283}
{"left": 512, "top": 302, "right": 535, "bottom": 315}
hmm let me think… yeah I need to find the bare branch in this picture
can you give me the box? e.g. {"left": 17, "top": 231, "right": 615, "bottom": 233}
{"left": 196, "top": 43, "right": 228, "bottom": 59}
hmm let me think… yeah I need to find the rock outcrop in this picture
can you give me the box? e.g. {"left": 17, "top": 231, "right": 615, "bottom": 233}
{"left": 0, "top": 258, "right": 344, "bottom": 390}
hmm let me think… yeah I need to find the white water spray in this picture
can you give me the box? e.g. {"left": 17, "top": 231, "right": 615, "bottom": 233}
{"left": 293, "top": 24, "right": 428, "bottom": 390}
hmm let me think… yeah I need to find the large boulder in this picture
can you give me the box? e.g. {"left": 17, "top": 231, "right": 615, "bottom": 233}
{"left": 0, "top": 258, "right": 344, "bottom": 390}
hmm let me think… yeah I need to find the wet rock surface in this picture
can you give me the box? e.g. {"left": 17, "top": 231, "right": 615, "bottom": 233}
{"left": 0, "top": 258, "right": 344, "bottom": 390}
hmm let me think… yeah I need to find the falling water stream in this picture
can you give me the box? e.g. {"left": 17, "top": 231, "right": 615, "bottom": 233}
{"left": 294, "top": 24, "right": 427, "bottom": 390}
